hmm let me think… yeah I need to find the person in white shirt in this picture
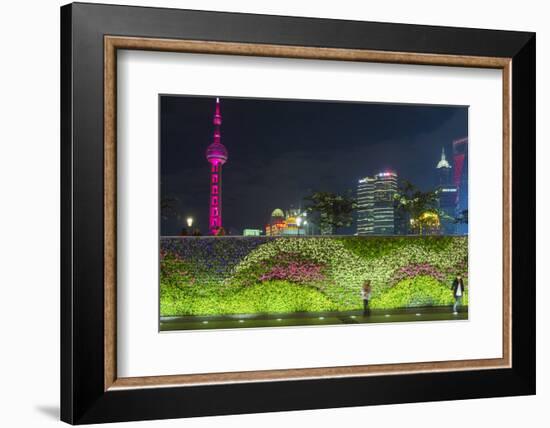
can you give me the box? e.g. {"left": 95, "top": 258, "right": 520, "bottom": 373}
{"left": 361, "top": 280, "right": 372, "bottom": 316}
{"left": 451, "top": 274, "right": 465, "bottom": 314}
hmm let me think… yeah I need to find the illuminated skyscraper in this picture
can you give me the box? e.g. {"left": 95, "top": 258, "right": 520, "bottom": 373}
{"left": 206, "top": 98, "right": 228, "bottom": 235}
{"left": 356, "top": 177, "right": 375, "bottom": 235}
{"left": 436, "top": 147, "right": 458, "bottom": 235}
{"left": 356, "top": 171, "right": 398, "bottom": 235}
{"left": 373, "top": 172, "right": 398, "bottom": 234}
{"left": 452, "top": 137, "right": 468, "bottom": 235}
{"left": 437, "top": 147, "right": 452, "bottom": 185}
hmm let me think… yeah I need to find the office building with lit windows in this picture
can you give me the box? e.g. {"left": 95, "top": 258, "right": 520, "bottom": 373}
{"left": 356, "top": 176, "right": 375, "bottom": 235}
{"left": 373, "top": 172, "right": 398, "bottom": 234}
{"left": 356, "top": 171, "right": 398, "bottom": 235}
{"left": 452, "top": 137, "right": 468, "bottom": 235}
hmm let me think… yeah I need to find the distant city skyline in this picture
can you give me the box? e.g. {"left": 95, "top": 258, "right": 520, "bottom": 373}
{"left": 160, "top": 95, "right": 468, "bottom": 236}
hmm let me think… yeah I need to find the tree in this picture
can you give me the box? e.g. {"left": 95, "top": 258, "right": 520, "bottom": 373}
{"left": 410, "top": 209, "right": 441, "bottom": 235}
{"left": 304, "top": 191, "right": 357, "bottom": 235}
{"left": 393, "top": 180, "right": 440, "bottom": 234}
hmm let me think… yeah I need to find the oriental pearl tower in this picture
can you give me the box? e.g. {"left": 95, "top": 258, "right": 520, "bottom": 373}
{"left": 206, "top": 98, "right": 228, "bottom": 235}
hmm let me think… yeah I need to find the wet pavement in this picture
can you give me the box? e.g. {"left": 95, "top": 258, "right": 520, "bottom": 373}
{"left": 160, "top": 306, "right": 468, "bottom": 331}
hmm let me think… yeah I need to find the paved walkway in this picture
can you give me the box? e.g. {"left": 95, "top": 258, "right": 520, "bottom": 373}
{"left": 160, "top": 306, "right": 468, "bottom": 331}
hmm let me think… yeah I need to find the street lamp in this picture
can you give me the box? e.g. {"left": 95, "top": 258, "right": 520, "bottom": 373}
{"left": 296, "top": 216, "right": 302, "bottom": 236}
{"left": 186, "top": 217, "right": 193, "bottom": 229}
{"left": 303, "top": 220, "right": 308, "bottom": 235}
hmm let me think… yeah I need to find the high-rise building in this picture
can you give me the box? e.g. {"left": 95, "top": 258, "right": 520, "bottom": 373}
{"left": 356, "top": 171, "right": 398, "bottom": 235}
{"left": 452, "top": 137, "right": 468, "bottom": 235}
{"left": 205, "top": 98, "right": 228, "bottom": 235}
{"left": 437, "top": 147, "right": 452, "bottom": 185}
{"left": 373, "top": 172, "right": 398, "bottom": 234}
{"left": 436, "top": 147, "right": 458, "bottom": 235}
{"left": 356, "top": 177, "right": 375, "bottom": 235}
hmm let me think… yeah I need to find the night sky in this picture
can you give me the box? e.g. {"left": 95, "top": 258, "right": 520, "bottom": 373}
{"left": 160, "top": 95, "right": 468, "bottom": 236}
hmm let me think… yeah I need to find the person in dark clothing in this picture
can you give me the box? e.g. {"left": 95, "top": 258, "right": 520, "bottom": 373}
{"left": 361, "top": 281, "right": 372, "bottom": 316}
{"left": 451, "top": 274, "right": 465, "bottom": 313}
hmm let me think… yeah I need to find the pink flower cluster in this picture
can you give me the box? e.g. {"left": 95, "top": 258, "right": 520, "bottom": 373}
{"left": 260, "top": 261, "right": 326, "bottom": 284}
{"left": 447, "top": 260, "right": 468, "bottom": 278}
{"left": 390, "top": 263, "right": 445, "bottom": 286}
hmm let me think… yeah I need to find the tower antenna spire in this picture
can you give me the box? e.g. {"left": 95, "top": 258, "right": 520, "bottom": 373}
{"left": 436, "top": 146, "right": 451, "bottom": 169}
{"left": 206, "top": 97, "right": 228, "bottom": 235}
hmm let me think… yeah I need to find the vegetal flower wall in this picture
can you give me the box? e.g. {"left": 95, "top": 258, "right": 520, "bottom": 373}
{"left": 161, "top": 237, "right": 271, "bottom": 286}
{"left": 160, "top": 236, "right": 468, "bottom": 316}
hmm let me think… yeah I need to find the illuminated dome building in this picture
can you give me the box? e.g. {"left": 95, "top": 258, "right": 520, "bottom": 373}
{"left": 265, "top": 208, "right": 304, "bottom": 236}
{"left": 206, "top": 98, "right": 228, "bottom": 235}
{"left": 271, "top": 208, "right": 285, "bottom": 220}
{"left": 265, "top": 208, "right": 287, "bottom": 236}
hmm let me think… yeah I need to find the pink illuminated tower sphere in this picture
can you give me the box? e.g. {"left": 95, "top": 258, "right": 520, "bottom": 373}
{"left": 206, "top": 98, "right": 228, "bottom": 235}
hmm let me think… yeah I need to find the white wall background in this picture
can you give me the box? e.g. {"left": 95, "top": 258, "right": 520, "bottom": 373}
{"left": 0, "top": 1, "right": 546, "bottom": 427}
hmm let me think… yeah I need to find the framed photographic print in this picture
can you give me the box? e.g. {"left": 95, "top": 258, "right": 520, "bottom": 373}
{"left": 158, "top": 95, "right": 469, "bottom": 333}
{"left": 61, "top": 2, "right": 535, "bottom": 424}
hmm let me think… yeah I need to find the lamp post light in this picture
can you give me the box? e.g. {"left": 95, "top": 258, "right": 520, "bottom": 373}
{"left": 296, "top": 216, "right": 303, "bottom": 236}
{"left": 303, "top": 220, "right": 308, "bottom": 235}
{"left": 186, "top": 217, "right": 194, "bottom": 229}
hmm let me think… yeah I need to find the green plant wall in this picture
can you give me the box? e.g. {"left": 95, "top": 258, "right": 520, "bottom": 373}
{"left": 160, "top": 236, "right": 468, "bottom": 316}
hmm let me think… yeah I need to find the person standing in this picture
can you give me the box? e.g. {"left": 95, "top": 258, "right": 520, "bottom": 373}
{"left": 361, "top": 281, "right": 372, "bottom": 316}
{"left": 451, "top": 274, "right": 465, "bottom": 313}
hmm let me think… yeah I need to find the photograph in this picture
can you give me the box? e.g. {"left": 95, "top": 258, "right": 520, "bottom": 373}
{"left": 159, "top": 95, "right": 469, "bottom": 331}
